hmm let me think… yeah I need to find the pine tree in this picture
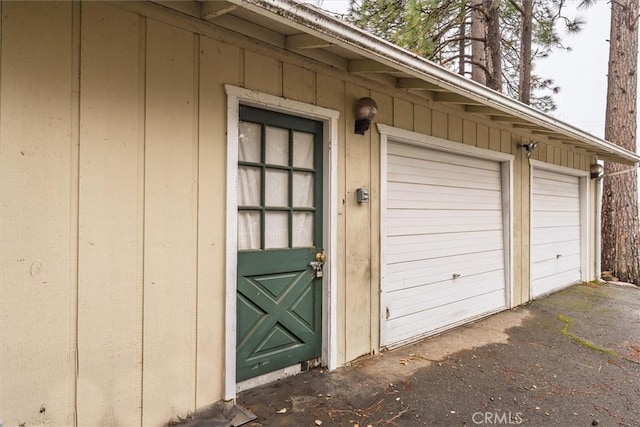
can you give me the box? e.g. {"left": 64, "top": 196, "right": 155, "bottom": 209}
{"left": 600, "top": 0, "right": 640, "bottom": 285}
{"left": 347, "top": 0, "right": 582, "bottom": 111}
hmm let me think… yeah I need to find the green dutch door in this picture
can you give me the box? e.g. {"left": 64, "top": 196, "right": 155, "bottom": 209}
{"left": 236, "top": 106, "right": 323, "bottom": 382}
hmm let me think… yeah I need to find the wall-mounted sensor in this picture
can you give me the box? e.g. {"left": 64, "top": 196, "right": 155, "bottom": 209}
{"left": 356, "top": 188, "right": 370, "bottom": 204}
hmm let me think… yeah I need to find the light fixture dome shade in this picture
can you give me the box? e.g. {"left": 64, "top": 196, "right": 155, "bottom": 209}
{"left": 590, "top": 163, "right": 604, "bottom": 179}
{"left": 353, "top": 97, "right": 378, "bottom": 135}
{"left": 354, "top": 97, "right": 378, "bottom": 120}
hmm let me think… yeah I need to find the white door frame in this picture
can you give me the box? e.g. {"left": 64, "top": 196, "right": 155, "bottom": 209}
{"left": 377, "top": 124, "right": 514, "bottom": 347}
{"left": 529, "top": 159, "right": 590, "bottom": 299}
{"left": 224, "top": 85, "right": 339, "bottom": 399}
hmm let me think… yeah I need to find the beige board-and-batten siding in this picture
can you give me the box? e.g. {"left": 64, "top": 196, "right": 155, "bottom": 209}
{"left": 0, "top": 1, "right": 594, "bottom": 425}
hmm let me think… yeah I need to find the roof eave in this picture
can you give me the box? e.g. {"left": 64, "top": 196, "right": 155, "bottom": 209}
{"left": 226, "top": 0, "right": 640, "bottom": 166}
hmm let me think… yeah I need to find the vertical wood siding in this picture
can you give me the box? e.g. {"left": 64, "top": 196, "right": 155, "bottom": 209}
{"left": 143, "top": 20, "right": 198, "bottom": 425}
{"left": 344, "top": 83, "right": 372, "bottom": 361}
{"left": 77, "top": 3, "right": 143, "bottom": 424}
{"left": 0, "top": 2, "right": 595, "bottom": 425}
{"left": 197, "top": 35, "right": 243, "bottom": 408}
{"left": 0, "top": 3, "right": 76, "bottom": 426}
{"left": 315, "top": 73, "right": 347, "bottom": 363}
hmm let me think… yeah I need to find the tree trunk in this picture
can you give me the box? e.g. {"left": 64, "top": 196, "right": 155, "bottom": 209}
{"left": 483, "top": 0, "right": 502, "bottom": 91}
{"left": 470, "top": 0, "right": 486, "bottom": 84}
{"left": 601, "top": 0, "right": 640, "bottom": 284}
{"left": 518, "top": 0, "right": 532, "bottom": 104}
{"left": 458, "top": 3, "right": 466, "bottom": 75}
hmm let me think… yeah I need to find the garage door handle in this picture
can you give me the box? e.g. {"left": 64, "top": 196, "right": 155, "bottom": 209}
{"left": 452, "top": 273, "right": 461, "bottom": 279}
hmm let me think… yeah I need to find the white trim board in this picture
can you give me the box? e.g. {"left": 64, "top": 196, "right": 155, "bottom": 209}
{"left": 377, "top": 124, "right": 515, "bottom": 348}
{"left": 529, "top": 159, "right": 589, "bottom": 178}
{"left": 377, "top": 124, "right": 515, "bottom": 163}
{"left": 224, "top": 85, "right": 339, "bottom": 400}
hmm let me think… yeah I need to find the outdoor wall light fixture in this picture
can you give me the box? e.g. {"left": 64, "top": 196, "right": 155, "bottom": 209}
{"left": 517, "top": 141, "right": 538, "bottom": 157}
{"left": 354, "top": 97, "right": 378, "bottom": 135}
{"left": 590, "top": 163, "right": 604, "bottom": 179}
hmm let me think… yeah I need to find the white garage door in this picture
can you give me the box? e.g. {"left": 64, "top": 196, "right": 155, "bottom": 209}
{"left": 531, "top": 168, "right": 582, "bottom": 297}
{"left": 382, "top": 141, "right": 507, "bottom": 348}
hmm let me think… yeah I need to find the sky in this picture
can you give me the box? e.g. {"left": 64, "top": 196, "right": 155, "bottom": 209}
{"left": 535, "top": 0, "right": 612, "bottom": 138}
{"left": 307, "top": 0, "right": 638, "bottom": 144}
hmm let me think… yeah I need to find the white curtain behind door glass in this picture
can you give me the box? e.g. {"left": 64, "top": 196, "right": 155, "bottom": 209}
{"left": 238, "top": 211, "right": 260, "bottom": 250}
{"left": 238, "top": 166, "right": 261, "bottom": 206}
{"left": 265, "top": 211, "right": 289, "bottom": 248}
{"left": 237, "top": 165, "right": 261, "bottom": 250}
{"left": 265, "top": 126, "right": 289, "bottom": 166}
{"left": 238, "top": 122, "right": 261, "bottom": 163}
{"left": 293, "top": 212, "right": 313, "bottom": 247}
{"left": 265, "top": 169, "right": 289, "bottom": 207}
{"left": 238, "top": 122, "right": 262, "bottom": 250}
{"left": 293, "top": 132, "right": 314, "bottom": 168}
{"left": 293, "top": 172, "right": 314, "bottom": 207}
{"left": 237, "top": 123, "right": 316, "bottom": 251}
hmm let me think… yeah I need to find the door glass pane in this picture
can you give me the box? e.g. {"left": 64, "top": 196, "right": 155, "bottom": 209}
{"left": 293, "top": 171, "right": 314, "bottom": 208}
{"left": 265, "top": 211, "right": 289, "bottom": 248}
{"left": 293, "top": 131, "right": 314, "bottom": 169}
{"left": 293, "top": 212, "right": 313, "bottom": 247}
{"left": 265, "top": 169, "right": 289, "bottom": 207}
{"left": 238, "top": 166, "right": 261, "bottom": 206}
{"left": 238, "top": 211, "right": 260, "bottom": 250}
{"left": 238, "top": 122, "right": 261, "bottom": 163}
{"left": 265, "top": 126, "right": 289, "bottom": 166}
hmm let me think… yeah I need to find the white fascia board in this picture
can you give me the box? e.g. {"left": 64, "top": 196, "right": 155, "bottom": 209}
{"left": 227, "top": 0, "right": 640, "bottom": 165}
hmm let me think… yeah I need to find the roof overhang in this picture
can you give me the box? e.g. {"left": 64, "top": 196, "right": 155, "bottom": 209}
{"left": 160, "top": 0, "right": 640, "bottom": 166}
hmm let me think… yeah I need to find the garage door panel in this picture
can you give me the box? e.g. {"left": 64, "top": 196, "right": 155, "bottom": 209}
{"left": 532, "top": 194, "right": 580, "bottom": 212}
{"left": 386, "top": 230, "right": 503, "bottom": 261}
{"left": 532, "top": 179, "right": 579, "bottom": 196}
{"left": 532, "top": 226, "right": 580, "bottom": 245}
{"left": 531, "top": 240, "right": 580, "bottom": 263}
{"left": 385, "top": 290, "right": 506, "bottom": 346}
{"left": 532, "top": 167, "right": 583, "bottom": 298}
{"left": 388, "top": 169, "right": 501, "bottom": 192}
{"left": 532, "top": 268, "right": 581, "bottom": 295}
{"left": 383, "top": 141, "right": 507, "bottom": 348}
{"left": 388, "top": 208, "right": 502, "bottom": 223}
{"left": 385, "top": 251, "right": 505, "bottom": 290}
{"left": 532, "top": 253, "right": 581, "bottom": 279}
{"left": 387, "top": 270, "right": 505, "bottom": 318}
{"left": 389, "top": 142, "right": 500, "bottom": 172}
{"left": 532, "top": 211, "right": 580, "bottom": 228}
{"left": 534, "top": 168, "right": 581, "bottom": 184}
{"left": 387, "top": 184, "right": 501, "bottom": 211}
{"left": 388, "top": 156, "right": 502, "bottom": 188}
{"left": 388, "top": 209, "right": 503, "bottom": 236}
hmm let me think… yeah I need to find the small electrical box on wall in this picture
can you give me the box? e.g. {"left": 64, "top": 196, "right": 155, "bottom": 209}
{"left": 356, "top": 188, "right": 370, "bottom": 204}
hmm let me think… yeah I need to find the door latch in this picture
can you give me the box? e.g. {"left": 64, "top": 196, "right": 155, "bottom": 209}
{"left": 309, "top": 261, "right": 324, "bottom": 278}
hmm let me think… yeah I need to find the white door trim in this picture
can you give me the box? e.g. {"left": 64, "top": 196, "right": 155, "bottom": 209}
{"left": 529, "top": 159, "right": 590, "bottom": 299}
{"left": 377, "top": 124, "right": 515, "bottom": 162}
{"left": 377, "top": 124, "right": 514, "bottom": 347}
{"left": 224, "top": 85, "right": 339, "bottom": 399}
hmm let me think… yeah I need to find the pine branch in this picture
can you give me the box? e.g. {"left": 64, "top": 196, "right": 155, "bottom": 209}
{"left": 507, "top": 0, "right": 525, "bottom": 15}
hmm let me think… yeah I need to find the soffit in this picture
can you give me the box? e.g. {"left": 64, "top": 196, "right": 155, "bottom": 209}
{"left": 156, "top": 0, "right": 640, "bottom": 165}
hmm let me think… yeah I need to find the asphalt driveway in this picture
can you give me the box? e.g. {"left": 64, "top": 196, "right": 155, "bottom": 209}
{"left": 236, "top": 282, "right": 640, "bottom": 426}
{"left": 176, "top": 283, "right": 640, "bottom": 427}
